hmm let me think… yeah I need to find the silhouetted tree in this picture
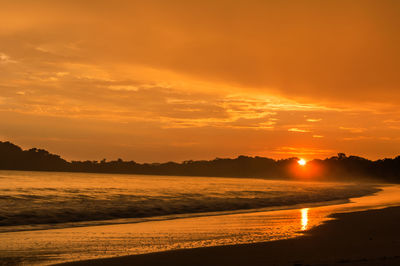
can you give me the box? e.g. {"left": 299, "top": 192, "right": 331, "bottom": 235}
{"left": 0, "top": 141, "right": 399, "bottom": 182}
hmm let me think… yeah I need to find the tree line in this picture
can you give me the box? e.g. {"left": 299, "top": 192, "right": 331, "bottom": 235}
{"left": 0, "top": 141, "right": 399, "bottom": 182}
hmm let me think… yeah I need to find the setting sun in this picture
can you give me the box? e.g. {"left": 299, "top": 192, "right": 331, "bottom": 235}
{"left": 298, "top": 159, "right": 307, "bottom": 166}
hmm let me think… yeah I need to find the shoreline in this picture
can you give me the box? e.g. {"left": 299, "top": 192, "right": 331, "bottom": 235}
{"left": 0, "top": 198, "right": 351, "bottom": 234}
{"left": 0, "top": 169, "right": 382, "bottom": 234}
{"left": 1, "top": 179, "right": 399, "bottom": 265}
{"left": 57, "top": 206, "right": 400, "bottom": 266}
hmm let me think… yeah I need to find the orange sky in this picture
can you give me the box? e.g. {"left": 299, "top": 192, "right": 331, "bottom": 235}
{"left": 1, "top": 0, "right": 400, "bottom": 162}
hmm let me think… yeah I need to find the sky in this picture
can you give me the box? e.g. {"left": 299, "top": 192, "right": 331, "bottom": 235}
{"left": 1, "top": 0, "right": 400, "bottom": 162}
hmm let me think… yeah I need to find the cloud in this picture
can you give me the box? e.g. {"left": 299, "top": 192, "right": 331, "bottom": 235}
{"left": 339, "top": 127, "right": 366, "bottom": 133}
{"left": 108, "top": 85, "right": 139, "bottom": 92}
{"left": 342, "top": 136, "right": 372, "bottom": 141}
{"left": 1, "top": 1, "right": 400, "bottom": 161}
{"left": 0, "top": 53, "right": 16, "bottom": 64}
{"left": 272, "top": 146, "right": 334, "bottom": 157}
{"left": 2, "top": 1, "right": 400, "bottom": 105}
{"left": 306, "top": 118, "right": 322, "bottom": 122}
{"left": 288, "top": 128, "right": 310, "bottom": 133}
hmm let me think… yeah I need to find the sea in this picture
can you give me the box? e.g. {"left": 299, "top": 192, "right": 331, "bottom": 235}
{"left": 0, "top": 170, "right": 399, "bottom": 265}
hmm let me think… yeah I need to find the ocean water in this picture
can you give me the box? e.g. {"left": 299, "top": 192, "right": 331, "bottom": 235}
{"left": 0, "top": 170, "right": 378, "bottom": 232}
{"left": 1, "top": 170, "right": 397, "bottom": 265}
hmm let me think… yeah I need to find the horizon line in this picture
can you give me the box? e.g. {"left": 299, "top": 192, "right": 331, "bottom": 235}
{"left": 1, "top": 140, "right": 399, "bottom": 165}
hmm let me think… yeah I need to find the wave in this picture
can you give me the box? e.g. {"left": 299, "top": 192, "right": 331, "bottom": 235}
{"left": 0, "top": 181, "right": 380, "bottom": 231}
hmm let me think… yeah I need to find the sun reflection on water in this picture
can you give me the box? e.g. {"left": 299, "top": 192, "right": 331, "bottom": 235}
{"left": 301, "top": 208, "right": 309, "bottom": 231}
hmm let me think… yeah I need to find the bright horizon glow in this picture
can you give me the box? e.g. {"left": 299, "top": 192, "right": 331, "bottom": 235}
{"left": 298, "top": 159, "right": 307, "bottom": 166}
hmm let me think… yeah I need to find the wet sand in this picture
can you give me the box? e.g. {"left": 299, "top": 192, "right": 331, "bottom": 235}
{"left": 58, "top": 206, "right": 400, "bottom": 266}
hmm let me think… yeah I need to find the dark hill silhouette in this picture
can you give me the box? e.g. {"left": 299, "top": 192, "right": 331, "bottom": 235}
{"left": 0, "top": 141, "right": 68, "bottom": 171}
{"left": 0, "top": 141, "right": 399, "bottom": 182}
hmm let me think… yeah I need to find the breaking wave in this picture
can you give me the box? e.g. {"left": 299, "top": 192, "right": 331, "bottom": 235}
{"left": 0, "top": 171, "right": 379, "bottom": 231}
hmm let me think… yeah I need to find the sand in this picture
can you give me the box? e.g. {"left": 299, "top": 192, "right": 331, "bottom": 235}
{"left": 58, "top": 206, "right": 400, "bottom": 266}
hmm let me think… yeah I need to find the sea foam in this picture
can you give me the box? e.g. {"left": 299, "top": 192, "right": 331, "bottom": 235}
{"left": 0, "top": 170, "right": 379, "bottom": 231}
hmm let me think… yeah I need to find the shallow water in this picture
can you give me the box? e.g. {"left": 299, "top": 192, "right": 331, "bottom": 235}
{"left": 0, "top": 170, "right": 378, "bottom": 231}
{"left": 0, "top": 171, "right": 398, "bottom": 265}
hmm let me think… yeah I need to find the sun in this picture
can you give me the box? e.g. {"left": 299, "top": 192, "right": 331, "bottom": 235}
{"left": 298, "top": 159, "right": 307, "bottom": 166}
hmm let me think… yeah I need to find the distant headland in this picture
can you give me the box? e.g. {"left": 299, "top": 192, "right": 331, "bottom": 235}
{"left": 0, "top": 141, "right": 399, "bottom": 182}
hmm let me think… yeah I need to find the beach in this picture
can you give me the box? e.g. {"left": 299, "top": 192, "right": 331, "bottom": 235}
{"left": 59, "top": 206, "right": 400, "bottom": 266}
{"left": 3, "top": 0, "right": 400, "bottom": 264}
{"left": 1, "top": 171, "right": 400, "bottom": 265}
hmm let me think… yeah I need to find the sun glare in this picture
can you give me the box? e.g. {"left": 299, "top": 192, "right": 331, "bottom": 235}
{"left": 298, "top": 159, "right": 307, "bottom": 166}
{"left": 301, "top": 208, "right": 309, "bottom": 231}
